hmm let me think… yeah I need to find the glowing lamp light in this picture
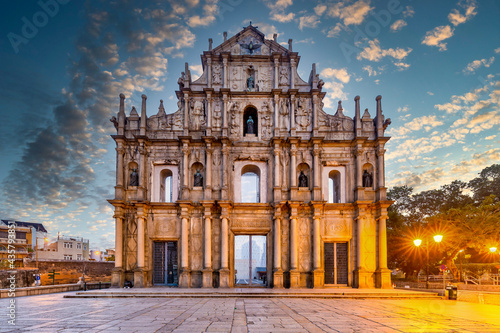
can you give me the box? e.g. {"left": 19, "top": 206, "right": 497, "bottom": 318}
{"left": 95, "top": 251, "right": 100, "bottom": 255}
{"left": 433, "top": 235, "right": 443, "bottom": 243}
{"left": 490, "top": 247, "right": 497, "bottom": 253}
{"left": 413, "top": 239, "right": 422, "bottom": 247}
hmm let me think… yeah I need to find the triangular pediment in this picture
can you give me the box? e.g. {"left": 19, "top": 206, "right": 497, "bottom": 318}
{"left": 211, "top": 24, "right": 289, "bottom": 56}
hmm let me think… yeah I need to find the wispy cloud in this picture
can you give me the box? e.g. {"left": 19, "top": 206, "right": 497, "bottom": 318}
{"left": 263, "top": 0, "right": 295, "bottom": 23}
{"left": 299, "top": 15, "right": 320, "bottom": 30}
{"left": 422, "top": 0, "right": 477, "bottom": 51}
{"left": 390, "top": 19, "right": 407, "bottom": 32}
{"left": 462, "top": 57, "right": 495, "bottom": 74}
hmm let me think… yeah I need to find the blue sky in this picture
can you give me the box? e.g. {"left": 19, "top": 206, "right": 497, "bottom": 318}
{"left": 1, "top": 0, "right": 499, "bottom": 250}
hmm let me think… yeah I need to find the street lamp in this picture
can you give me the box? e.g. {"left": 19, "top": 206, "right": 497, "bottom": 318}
{"left": 490, "top": 247, "right": 497, "bottom": 253}
{"left": 413, "top": 235, "right": 444, "bottom": 289}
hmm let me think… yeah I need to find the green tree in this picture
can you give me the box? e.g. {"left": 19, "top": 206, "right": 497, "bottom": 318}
{"left": 426, "top": 196, "right": 500, "bottom": 278}
{"left": 468, "top": 164, "right": 500, "bottom": 203}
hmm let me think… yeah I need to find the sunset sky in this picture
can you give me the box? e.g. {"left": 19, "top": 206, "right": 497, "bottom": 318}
{"left": 1, "top": 0, "right": 499, "bottom": 250}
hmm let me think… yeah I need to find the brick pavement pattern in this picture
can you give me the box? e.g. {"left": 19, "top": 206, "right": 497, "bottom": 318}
{"left": 2, "top": 292, "right": 500, "bottom": 332}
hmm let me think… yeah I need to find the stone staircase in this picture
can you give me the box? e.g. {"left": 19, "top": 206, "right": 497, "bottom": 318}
{"left": 65, "top": 287, "right": 441, "bottom": 299}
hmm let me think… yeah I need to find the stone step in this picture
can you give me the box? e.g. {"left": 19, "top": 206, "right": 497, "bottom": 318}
{"left": 65, "top": 291, "right": 441, "bottom": 299}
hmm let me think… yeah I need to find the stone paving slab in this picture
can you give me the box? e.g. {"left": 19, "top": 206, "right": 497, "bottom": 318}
{"left": 1, "top": 291, "right": 499, "bottom": 332}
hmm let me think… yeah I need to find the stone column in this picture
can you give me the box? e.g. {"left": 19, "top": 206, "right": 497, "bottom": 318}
{"left": 274, "top": 94, "right": 279, "bottom": 136}
{"left": 223, "top": 57, "right": 228, "bottom": 88}
{"left": 290, "top": 95, "right": 295, "bottom": 130}
{"left": 206, "top": 93, "right": 212, "bottom": 129}
{"left": 312, "top": 94, "right": 318, "bottom": 129}
{"left": 289, "top": 216, "right": 299, "bottom": 287}
{"left": 115, "top": 146, "right": 124, "bottom": 200}
{"left": 134, "top": 215, "right": 145, "bottom": 288}
{"left": 290, "top": 59, "right": 295, "bottom": 89}
{"left": 273, "top": 56, "right": 279, "bottom": 89}
{"left": 219, "top": 216, "right": 230, "bottom": 287}
{"left": 221, "top": 143, "right": 229, "bottom": 199}
{"left": 290, "top": 146, "right": 297, "bottom": 188}
{"left": 376, "top": 147, "right": 386, "bottom": 200}
{"left": 313, "top": 145, "right": 321, "bottom": 200}
{"left": 376, "top": 216, "right": 392, "bottom": 288}
{"left": 202, "top": 216, "right": 213, "bottom": 287}
{"left": 354, "top": 214, "right": 369, "bottom": 288}
{"left": 222, "top": 94, "right": 228, "bottom": 130}
{"left": 274, "top": 148, "right": 280, "bottom": 188}
{"left": 312, "top": 215, "right": 323, "bottom": 288}
{"left": 183, "top": 93, "right": 190, "bottom": 131}
{"left": 138, "top": 143, "right": 147, "bottom": 201}
{"left": 273, "top": 217, "right": 283, "bottom": 287}
{"left": 179, "top": 217, "right": 190, "bottom": 287}
{"left": 207, "top": 57, "right": 212, "bottom": 88}
{"left": 111, "top": 215, "right": 124, "bottom": 287}
{"left": 205, "top": 144, "right": 212, "bottom": 199}
{"left": 137, "top": 217, "right": 145, "bottom": 268}
{"left": 182, "top": 142, "right": 189, "bottom": 198}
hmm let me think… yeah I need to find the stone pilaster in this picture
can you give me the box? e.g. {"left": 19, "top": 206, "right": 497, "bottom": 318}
{"left": 273, "top": 217, "right": 283, "bottom": 288}
{"left": 289, "top": 204, "right": 299, "bottom": 288}
{"left": 111, "top": 214, "right": 124, "bottom": 288}
{"left": 375, "top": 215, "right": 392, "bottom": 288}
{"left": 219, "top": 213, "right": 230, "bottom": 287}
{"left": 179, "top": 214, "right": 190, "bottom": 287}
{"left": 134, "top": 212, "right": 145, "bottom": 288}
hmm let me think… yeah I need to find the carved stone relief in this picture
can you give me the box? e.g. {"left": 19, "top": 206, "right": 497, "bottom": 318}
{"left": 212, "top": 150, "right": 221, "bottom": 189}
{"left": 229, "top": 101, "right": 240, "bottom": 138}
{"left": 190, "top": 100, "right": 206, "bottom": 131}
{"left": 280, "top": 98, "right": 290, "bottom": 130}
{"left": 231, "top": 66, "right": 240, "bottom": 90}
{"left": 257, "top": 66, "right": 272, "bottom": 92}
{"left": 190, "top": 217, "right": 203, "bottom": 270}
{"left": 279, "top": 66, "right": 289, "bottom": 86}
{"left": 298, "top": 218, "right": 311, "bottom": 272}
{"left": 295, "top": 97, "right": 311, "bottom": 131}
{"left": 212, "top": 64, "right": 222, "bottom": 85}
{"left": 213, "top": 100, "right": 222, "bottom": 129}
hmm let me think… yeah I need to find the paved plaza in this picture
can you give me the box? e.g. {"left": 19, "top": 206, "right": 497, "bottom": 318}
{"left": 2, "top": 292, "right": 500, "bottom": 332}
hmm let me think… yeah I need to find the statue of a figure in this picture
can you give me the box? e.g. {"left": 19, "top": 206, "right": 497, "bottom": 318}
{"left": 194, "top": 169, "right": 203, "bottom": 187}
{"left": 247, "top": 116, "right": 255, "bottom": 134}
{"left": 130, "top": 168, "right": 139, "bottom": 186}
{"left": 247, "top": 75, "right": 255, "bottom": 90}
{"left": 298, "top": 171, "right": 308, "bottom": 187}
{"left": 362, "top": 170, "right": 373, "bottom": 188}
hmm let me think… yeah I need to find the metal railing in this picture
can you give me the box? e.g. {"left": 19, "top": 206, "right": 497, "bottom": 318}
{"left": 464, "top": 272, "right": 500, "bottom": 285}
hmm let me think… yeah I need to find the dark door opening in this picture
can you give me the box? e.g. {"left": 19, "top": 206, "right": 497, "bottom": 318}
{"left": 153, "top": 241, "right": 178, "bottom": 285}
{"left": 324, "top": 242, "right": 348, "bottom": 285}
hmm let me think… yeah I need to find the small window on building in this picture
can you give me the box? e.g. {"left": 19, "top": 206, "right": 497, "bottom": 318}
{"left": 328, "top": 170, "right": 341, "bottom": 203}
{"left": 83, "top": 245, "right": 87, "bottom": 250}
{"left": 77, "top": 243, "right": 82, "bottom": 249}
{"left": 16, "top": 232, "right": 26, "bottom": 240}
{"left": 0, "top": 231, "right": 8, "bottom": 238}
{"left": 241, "top": 165, "right": 260, "bottom": 203}
{"left": 160, "top": 169, "right": 173, "bottom": 202}
{"left": 64, "top": 242, "right": 73, "bottom": 249}
{"left": 64, "top": 255, "right": 73, "bottom": 260}
{"left": 77, "top": 254, "right": 82, "bottom": 260}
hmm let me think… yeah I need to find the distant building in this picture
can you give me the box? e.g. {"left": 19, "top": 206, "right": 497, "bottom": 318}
{"left": 38, "top": 236, "right": 90, "bottom": 261}
{"left": 0, "top": 220, "right": 47, "bottom": 267}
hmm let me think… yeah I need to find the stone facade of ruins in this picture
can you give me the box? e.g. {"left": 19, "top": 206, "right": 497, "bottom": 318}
{"left": 109, "top": 25, "right": 392, "bottom": 289}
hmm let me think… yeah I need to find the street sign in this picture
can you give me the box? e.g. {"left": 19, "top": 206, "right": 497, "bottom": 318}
{"left": 440, "top": 264, "right": 447, "bottom": 271}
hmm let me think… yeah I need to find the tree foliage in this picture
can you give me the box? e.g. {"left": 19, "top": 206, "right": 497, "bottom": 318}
{"left": 387, "top": 164, "right": 500, "bottom": 279}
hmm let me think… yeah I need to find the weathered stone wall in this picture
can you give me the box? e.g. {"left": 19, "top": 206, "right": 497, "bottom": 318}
{"left": 0, "top": 268, "right": 38, "bottom": 289}
{"left": 27, "top": 260, "right": 114, "bottom": 285}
